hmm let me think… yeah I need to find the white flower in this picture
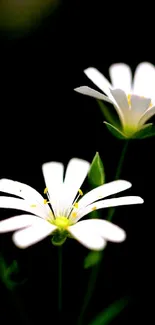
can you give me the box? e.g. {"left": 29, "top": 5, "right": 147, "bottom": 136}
{"left": 0, "top": 158, "right": 143, "bottom": 250}
{"left": 75, "top": 62, "right": 155, "bottom": 138}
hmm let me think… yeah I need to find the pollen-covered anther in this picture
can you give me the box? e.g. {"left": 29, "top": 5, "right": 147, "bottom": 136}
{"left": 127, "top": 94, "right": 131, "bottom": 106}
{"left": 149, "top": 101, "right": 153, "bottom": 108}
{"left": 92, "top": 206, "right": 97, "bottom": 211}
{"left": 78, "top": 189, "right": 83, "bottom": 196}
{"left": 44, "top": 199, "right": 50, "bottom": 204}
{"left": 44, "top": 187, "right": 48, "bottom": 194}
{"left": 71, "top": 212, "right": 77, "bottom": 218}
{"left": 73, "top": 202, "right": 79, "bottom": 209}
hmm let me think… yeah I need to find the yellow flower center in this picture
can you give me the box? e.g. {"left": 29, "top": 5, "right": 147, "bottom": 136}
{"left": 50, "top": 217, "right": 74, "bottom": 246}
{"left": 51, "top": 216, "right": 72, "bottom": 229}
{"left": 30, "top": 187, "right": 83, "bottom": 223}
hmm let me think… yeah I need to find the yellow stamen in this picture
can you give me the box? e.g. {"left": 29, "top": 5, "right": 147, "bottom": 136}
{"left": 78, "top": 189, "right": 83, "bottom": 196}
{"left": 49, "top": 210, "right": 54, "bottom": 217}
{"left": 73, "top": 202, "right": 79, "bottom": 209}
{"left": 149, "top": 101, "right": 153, "bottom": 108}
{"left": 92, "top": 206, "right": 97, "bottom": 211}
{"left": 30, "top": 204, "right": 37, "bottom": 208}
{"left": 44, "top": 199, "right": 48, "bottom": 204}
{"left": 44, "top": 187, "right": 48, "bottom": 194}
{"left": 127, "top": 94, "right": 131, "bottom": 106}
{"left": 72, "top": 212, "right": 77, "bottom": 218}
{"left": 140, "top": 96, "right": 152, "bottom": 108}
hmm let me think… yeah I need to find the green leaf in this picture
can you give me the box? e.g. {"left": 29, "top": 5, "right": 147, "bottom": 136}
{"left": 88, "top": 297, "right": 129, "bottom": 325}
{"left": 84, "top": 251, "right": 102, "bottom": 269}
{"left": 104, "top": 122, "right": 127, "bottom": 139}
{"left": 133, "top": 123, "right": 155, "bottom": 139}
{"left": 88, "top": 152, "right": 105, "bottom": 188}
{"left": 0, "top": 255, "right": 19, "bottom": 290}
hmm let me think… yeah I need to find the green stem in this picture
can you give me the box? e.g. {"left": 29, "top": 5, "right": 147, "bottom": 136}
{"left": 114, "top": 141, "right": 129, "bottom": 180}
{"left": 107, "top": 141, "right": 129, "bottom": 221}
{"left": 58, "top": 246, "right": 62, "bottom": 313}
{"left": 77, "top": 141, "right": 129, "bottom": 325}
{"left": 77, "top": 262, "right": 101, "bottom": 325}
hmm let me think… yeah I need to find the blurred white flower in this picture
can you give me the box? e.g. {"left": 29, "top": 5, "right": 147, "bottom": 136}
{"left": 75, "top": 62, "right": 155, "bottom": 138}
{"left": 0, "top": 158, "right": 143, "bottom": 250}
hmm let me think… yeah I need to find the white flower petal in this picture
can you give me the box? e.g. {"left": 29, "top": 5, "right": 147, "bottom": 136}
{"left": 0, "top": 214, "right": 39, "bottom": 232}
{"left": 68, "top": 222, "right": 106, "bottom": 250}
{"left": 131, "top": 95, "right": 151, "bottom": 114}
{"left": 42, "top": 161, "right": 64, "bottom": 198}
{"left": 110, "top": 89, "right": 129, "bottom": 127}
{"left": 71, "top": 219, "right": 126, "bottom": 242}
{"left": 74, "top": 196, "right": 143, "bottom": 222}
{"left": 109, "top": 63, "right": 132, "bottom": 93}
{"left": 63, "top": 158, "right": 90, "bottom": 212}
{"left": 0, "top": 197, "right": 47, "bottom": 218}
{"left": 0, "top": 179, "right": 45, "bottom": 203}
{"left": 74, "top": 86, "right": 113, "bottom": 103}
{"left": 12, "top": 219, "right": 56, "bottom": 248}
{"left": 138, "top": 105, "right": 155, "bottom": 127}
{"left": 84, "top": 67, "right": 113, "bottom": 97}
{"left": 42, "top": 162, "right": 64, "bottom": 216}
{"left": 129, "top": 95, "right": 151, "bottom": 126}
{"left": 77, "top": 180, "right": 132, "bottom": 210}
{"left": 133, "top": 62, "right": 155, "bottom": 98}
{"left": 0, "top": 179, "right": 51, "bottom": 217}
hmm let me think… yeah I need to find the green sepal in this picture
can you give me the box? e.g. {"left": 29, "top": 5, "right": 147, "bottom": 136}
{"left": 133, "top": 123, "right": 155, "bottom": 139}
{"left": 105, "top": 121, "right": 155, "bottom": 140}
{"left": 51, "top": 231, "right": 67, "bottom": 246}
{"left": 88, "top": 152, "right": 105, "bottom": 188}
{"left": 104, "top": 122, "right": 127, "bottom": 139}
{"left": 97, "top": 100, "right": 121, "bottom": 128}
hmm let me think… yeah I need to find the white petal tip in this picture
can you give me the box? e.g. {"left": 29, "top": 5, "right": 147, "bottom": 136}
{"left": 84, "top": 67, "right": 94, "bottom": 74}
{"left": 129, "top": 197, "right": 144, "bottom": 204}
{"left": 115, "top": 180, "right": 132, "bottom": 189}
{"left": 74, "top": 86, "right": 91, "bottom": 94}
{"left": 136, "top": 197, "right": 144, "bottom": 204}
{"left": 122, "top": 180, "right": 132, "bottom": 187}
{"left": 74, "top": 87, "right": 82, "bottom": 92}
{"left": 12, "top": 233, "right": 27, "bottom": 249}
{"left": 117, "top": 230, "right": 126, "bottom": 242}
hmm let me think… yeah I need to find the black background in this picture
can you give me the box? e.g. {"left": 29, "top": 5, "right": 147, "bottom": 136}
{"left": 0, "top": 1, "right": 154, "bottom": 324}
